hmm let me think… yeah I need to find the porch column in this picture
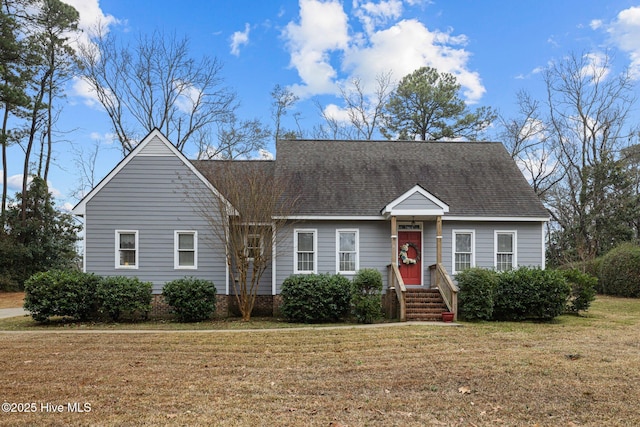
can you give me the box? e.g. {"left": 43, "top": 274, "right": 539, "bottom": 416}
{"left": 436, "top": 216, "right": 442, "bottom": 288}
{"left": 436, "top": 216, "right": 442, "bottom": 265}
{"left": 390, "top": 216, "right": 397, "bottom": 263}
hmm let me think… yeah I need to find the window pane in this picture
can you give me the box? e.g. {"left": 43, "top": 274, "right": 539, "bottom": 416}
{"left": 497, "top": 254, "right": 513, "bottom": 271}
{"left": 455, "top": 233, "right": 471, "bottom": 253}
{"left": 339, "top": 232, "right": 356, "bottom": 252}
{"left": 498, "top": 234, "right": 513, "bottom": 252}
{"left": 297, "top": 232, "right": 313, "bottom": 252}
{"left": 340, "top": 253, "right": 355, "bottom": 272}
{"left": 178, "top": 233, "right": 194, "bottom": 250}
{"left": 120, "top": 250, "right": 135, "bottom": 266}
{"left": 120, "top": 233, "right": 135, "bottom": 249}
{"left": 455, "top": 253, "right": 471, "bottom": 272}
{"left": 297, "top": 252, "right": 313, "bottom": 271}
{"left": 179, "top": 251, "right": 195, "bottom": 266}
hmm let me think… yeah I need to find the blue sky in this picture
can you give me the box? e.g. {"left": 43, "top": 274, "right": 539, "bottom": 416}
{"left": 3, "top": 0, "right": 640, "bottom": 211}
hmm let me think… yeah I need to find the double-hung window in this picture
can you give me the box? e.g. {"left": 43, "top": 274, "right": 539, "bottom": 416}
{"left": 453, "top": 230, "right": 474, "bottom": 274}
{"left": 294, "top": 229, "right": 316, "bottom": 274}
{"left": 495, "top": 231, "right": 516, "bottom": 271}
{"left": 175, "top": 231, "right": 197, "bottom": 269}
{"left": 116, "top": 230, "right": 138, "bottom": 269}
{"left": 337, "top": 229, "right": 358, "bottom": 274}
{"left": 246, "top": 233, "right": 263, "bottom": 261}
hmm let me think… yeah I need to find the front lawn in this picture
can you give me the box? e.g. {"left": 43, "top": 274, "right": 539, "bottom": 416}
{"left": 0, "top": 296, "right": 638, "bottom": 426}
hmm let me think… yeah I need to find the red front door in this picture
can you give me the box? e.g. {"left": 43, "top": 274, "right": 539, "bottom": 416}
{"left": 398, "top": 231, "right": 422, "bottom": 285}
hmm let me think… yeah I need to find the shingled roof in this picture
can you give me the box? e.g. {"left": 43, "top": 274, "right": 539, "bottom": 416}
{"left": 193, "top": 140, "right": 549, "bottom": 219}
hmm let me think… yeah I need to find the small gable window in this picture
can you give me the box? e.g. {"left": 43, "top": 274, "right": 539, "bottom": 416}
{"left": 116, "top": 230, "right": 138, "bottom": 269}
{"left": 294, "top": 229, "right": 316, "bottom": 274}
{"left": 175, "top": 231, "right": 197, "bottom": 269}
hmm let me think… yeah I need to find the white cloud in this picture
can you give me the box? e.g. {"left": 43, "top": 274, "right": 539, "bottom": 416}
{"left": 230, "top": 23, "right": 251, "bottom": 56}
{"left": 322, "top": 103, "right": 352, "bottom": 123}
{"left": 353, "top": 0, "right": 403, "bottom": 34}
{"left": 0, "top": 174, "right": 61, "bottom": 198}
{"left": 173, "top": 80, "right": 203, "bottom": 114}
{"left": 283, "top": 1, "right": 486, "bottom": 104}
{"left": 605, "top": 6, "right": 640, "bottom": 79}
{"left": 60, "top": 0, "right": 119, "bottom": 37}
{"left": 283, "top": 0, "right": 350, "bottom": 96}
{"left": 70, "top": 76, "right": 104, "bottom": 108}
{"left": 580, "top": 52, "right": 611, "bottom": 80}
{"left": 590, "top": 19, "right": 603, "bottom": 30}
{"left": 258, "top": 149, "right": 274, "bottom": 160}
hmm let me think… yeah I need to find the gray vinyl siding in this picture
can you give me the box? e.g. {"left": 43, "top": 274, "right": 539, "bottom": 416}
{"left": 440, "top": 220, "right": 544, "bottom": 279}
{"left": 85, "top": 155, "right": 228, "bottom": 294}
{"left": 274, "top": 219, "right": 544, "bottom": 292}
{"left": 394, "top": 192, "right": 441, "bottom": 210}
{"left": 275, "top": 220, "right": 390, "bottom": 293}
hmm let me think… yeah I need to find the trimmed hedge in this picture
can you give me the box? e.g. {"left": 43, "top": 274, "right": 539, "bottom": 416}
{"left": 162, "top": 277, "right": 217, "bottom": 322}
{"left": 96, "top": 276, "right": 153, "bottom": 321}
{"left": 280, "top": 274, "right": 351, "bottom": 323}
{"left": 456, "top": 268, "right": 498, "bottom": 321}
{"left": 561, "top": 269, "right": 597, "bottom": 313}
{"left": 493, "top": 267, "right": 570, "bottom": 321}
{"left": 351, "top": 268, "right": 383, "bottom": 324}
{"left": 599, "top": 243, "right": 640, "bottom": 298}
{"left": 23, "top": 270, "right": 101, "bottom": 322}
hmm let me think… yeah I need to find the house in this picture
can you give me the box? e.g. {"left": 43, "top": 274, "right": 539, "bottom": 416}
{"left": 72, "top": 129, "right": 549, "bottom": 320}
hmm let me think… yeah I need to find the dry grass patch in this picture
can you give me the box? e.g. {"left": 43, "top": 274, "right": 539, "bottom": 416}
{"left": 0, "top": 292, "right": 24, "bottom": 309}
{"left": 0, "top": 296, "right": 639, "bottom": 426}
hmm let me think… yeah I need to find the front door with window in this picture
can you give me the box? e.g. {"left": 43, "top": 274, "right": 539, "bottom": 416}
{"left": 398, "top": 230, "right": 422, "bottom": 285}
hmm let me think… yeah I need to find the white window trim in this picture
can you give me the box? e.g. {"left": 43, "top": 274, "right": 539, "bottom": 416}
{"left": 174, "top": 230, "right": 198, "bottom": 270}
{"left": 336, "top": 229, "right": 359, "bottom": 275}
{"left": 494, "top": 230, "right": 517, "bottom": 271}
{"left": 294, "top": 229, "right": 317, "bottom": 274}
{"left": 452, "top": 229, "right": 475, "bottom": 274}
{"left": 115, "top": 230, "right": 138, "bottom": 269}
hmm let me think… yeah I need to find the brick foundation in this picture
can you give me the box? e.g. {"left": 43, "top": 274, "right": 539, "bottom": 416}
{"left": 151, "top": 294, "right": 278, "bottom": 319}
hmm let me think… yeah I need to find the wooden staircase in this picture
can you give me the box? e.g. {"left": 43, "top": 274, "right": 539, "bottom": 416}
{"left": 405, "top": 288, "right": 449, "bottom": 321}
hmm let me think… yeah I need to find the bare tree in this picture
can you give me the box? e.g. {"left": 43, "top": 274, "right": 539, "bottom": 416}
{"left": 196, "top": 114, "right": 270, "bottom": 160}
{"left": 542, "top": 52, "right": 639, "bottom": 263}
{"left": 193, "top": 161, "right": 299, "bottom": 321}
{"left": 499, "top": 90, "right": 562, "bottom": 198}
{"left": 339, "top": 71, "right": 393, "bottom": 140}
{"left": 271, "top": 84, "right": 299, "bottom": 141}
{"left": 79, "top": 28, "right": 237, "bottom": 155}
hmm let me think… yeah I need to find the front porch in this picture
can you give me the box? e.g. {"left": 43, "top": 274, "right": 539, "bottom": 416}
{"left": 381, "top": 185, "right": 459, "bottom": 321}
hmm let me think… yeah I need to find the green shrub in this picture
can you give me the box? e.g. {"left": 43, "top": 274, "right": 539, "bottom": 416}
{"left": 23, "top": 270, "right": 100, "bottom": 322}
{"left": 280, "top": 274, "right": 351, "bottom": 323}
{"left": 96, "top": 276, "right": 152, "bottom": 321}
{"left": 455, "top": 268, "right": 498, "bottom": 321}
{"left": 493, "top": 267, "right": 570, "bottom": 321}
{"left": 351, "top": 268, "right": 383, "bottom": 324}
{"left": 561, "top": 269, "right": 597, "bottom": 313}
{"left": 162, "top": 277, "right": 217, "bottom": 322}
{"left": 599, "top": 243, "right": 640, "bottom": 297}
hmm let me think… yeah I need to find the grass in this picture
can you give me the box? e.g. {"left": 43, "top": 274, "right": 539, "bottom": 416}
{"left": 0, "top": 292, "right": 24, "bottom": 309}
{"left": 0, "top": 296, "right": 639, "bottom": 426}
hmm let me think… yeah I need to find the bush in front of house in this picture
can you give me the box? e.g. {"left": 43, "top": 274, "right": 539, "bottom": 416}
{"left": 162, "top": 277, "right": 217, "bottom": 322}
{"left": 280, "top": 273, "right": 351, "bottom": 323}
{"left": 351, "top": 268, "right": 383, "bottom": 324}
{"left": 598, "top": 243, "right": 640, "bottom": 298}
{"left": 96, "top": 276, "right": 153, "bottom": 321}
{"left": 455, "top": 268, "right": 499, "bottom": 321}
{"left": 561, "top": 269, "right": 597, "bottom": 313}
{"left": 23, "top": 270, "right": 100, "bottom": 322}
{"left": 493, "top": 267, "right": 570, "bottom": 321}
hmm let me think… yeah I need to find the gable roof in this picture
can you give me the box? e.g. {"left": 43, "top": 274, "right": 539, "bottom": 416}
{"left": 271, "top": 139, "right": 549, "bottom": 219}
{"left": 381, "top": 184, "right": 449, "bottom": 217}
{"left": 72, "top": 128, "right": 231, "bottom": 216}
